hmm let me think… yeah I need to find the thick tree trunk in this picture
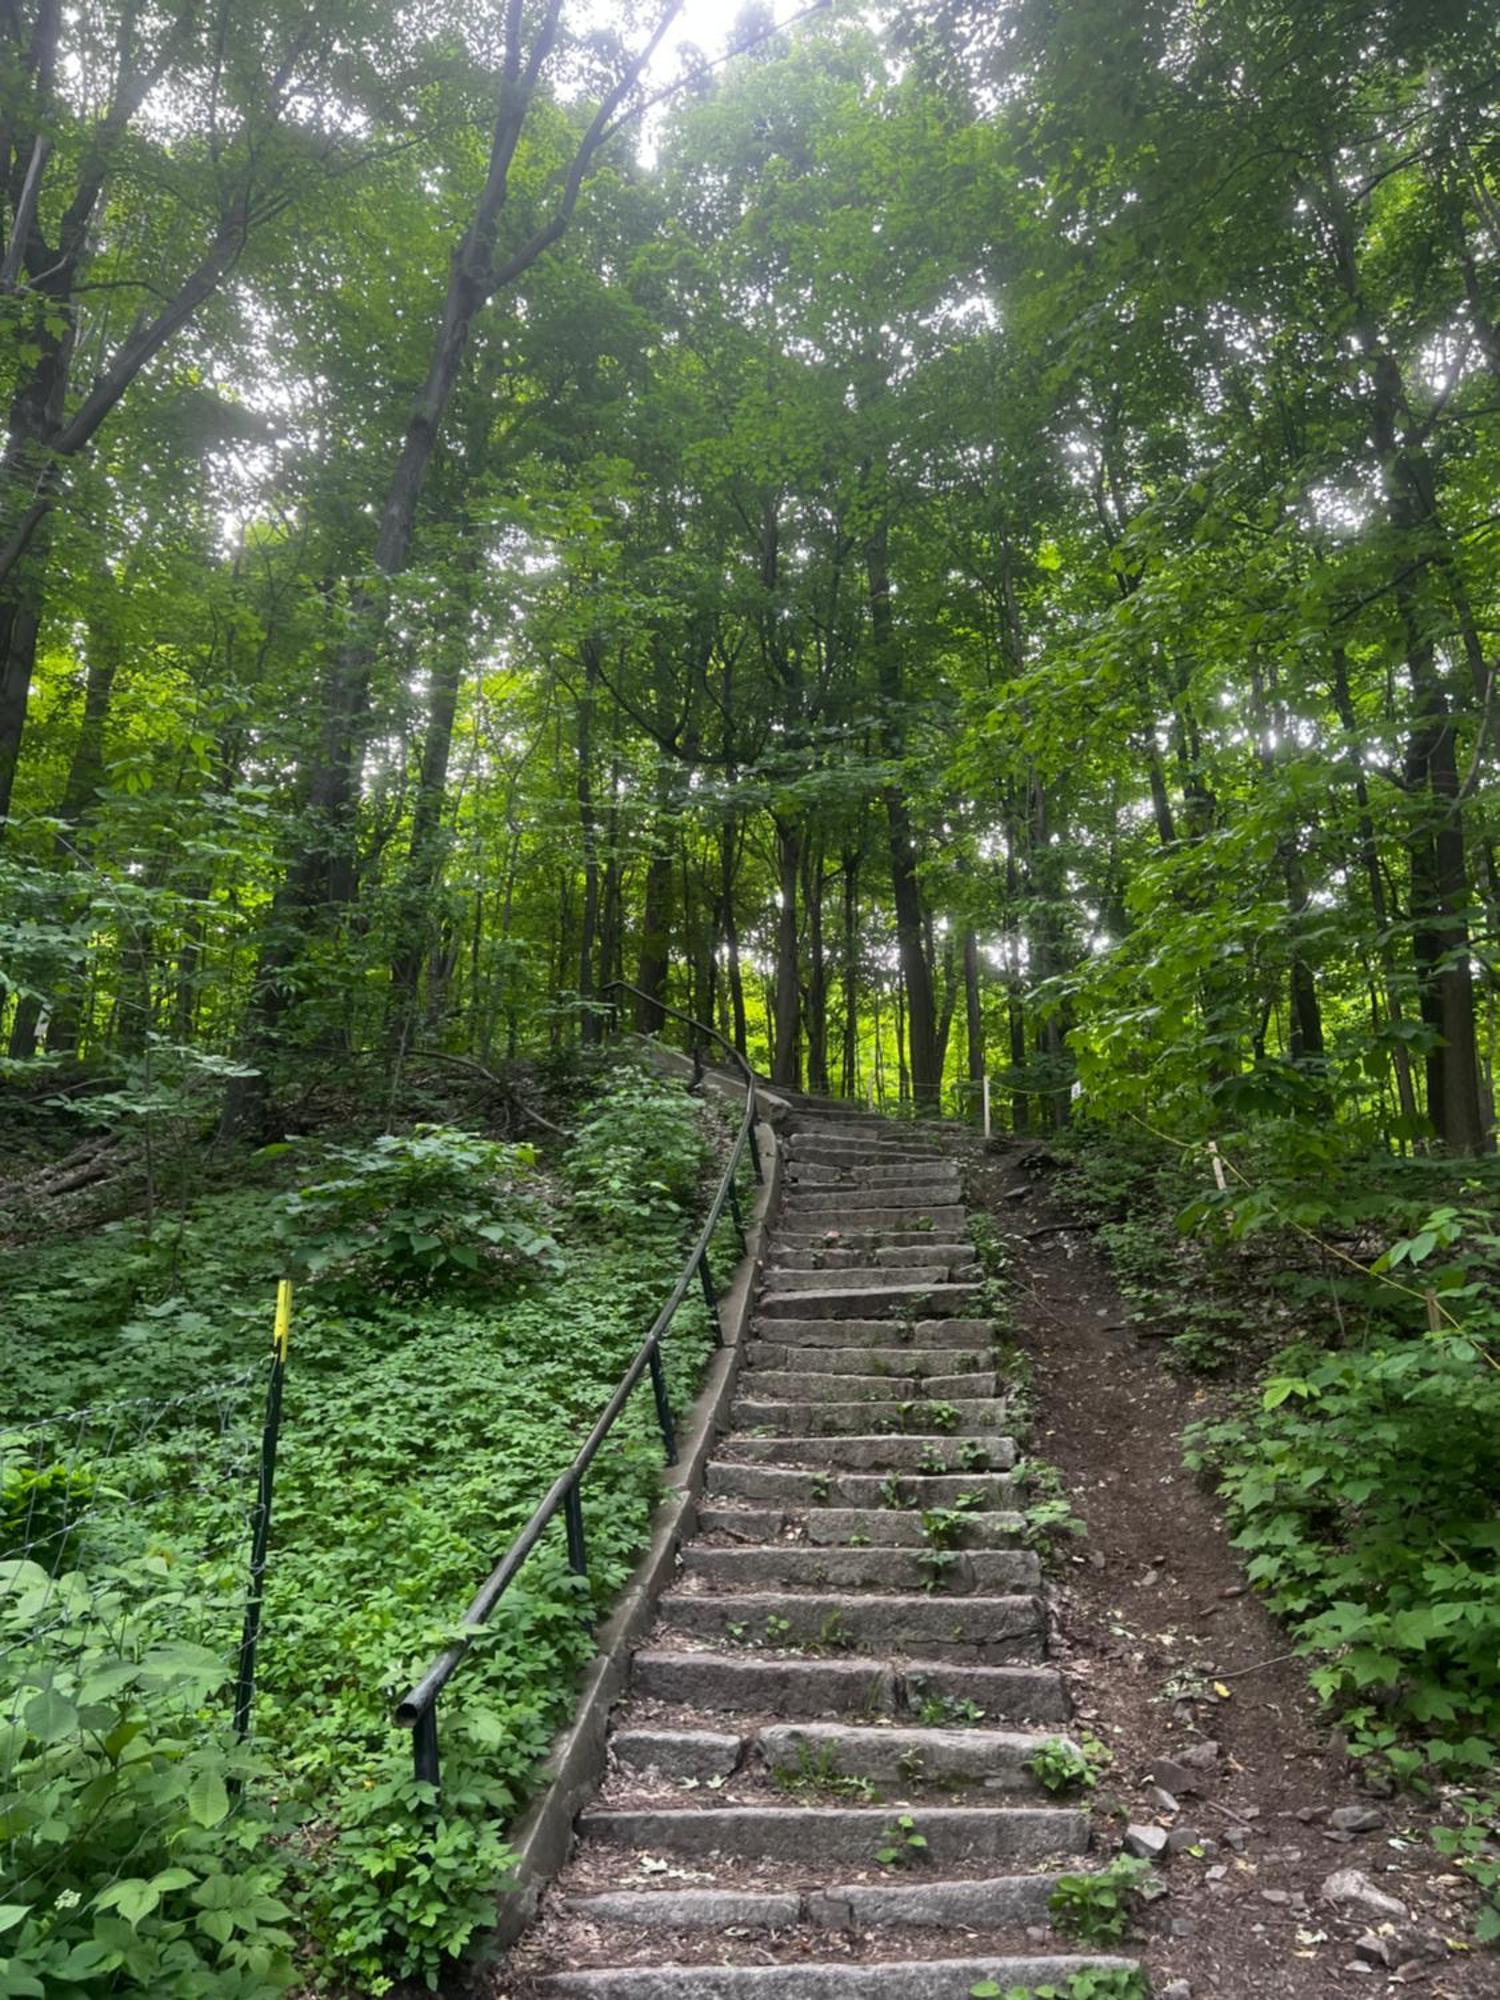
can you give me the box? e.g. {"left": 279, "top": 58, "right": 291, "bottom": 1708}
{"left": 634, "top": 828, "right": 673, "bottom": 1036}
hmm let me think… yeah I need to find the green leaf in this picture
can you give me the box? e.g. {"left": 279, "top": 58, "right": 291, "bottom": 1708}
{"left": 23, "top": 1688, "right": 77, "bottom": 1742}
{"left": 187, "top": 1765, "right": 230, "bottom": 1828}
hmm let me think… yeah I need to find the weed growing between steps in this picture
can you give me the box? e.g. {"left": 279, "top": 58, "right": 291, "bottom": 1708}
{"left": 1048, "top": 1855, "right": 1159, "bottom": 1943}
{"left": 970, "top": 1970, "right": 1148, "bottom": 2000}
{"left": 1026, "top": 1734, "right": 1112, "bottom": 1795}
{"left": 1052, "top": 1122, "right": 1500, "bottom": 1942}
{"left": 2, "top": 1056, "right": 736, "bottom": 1996}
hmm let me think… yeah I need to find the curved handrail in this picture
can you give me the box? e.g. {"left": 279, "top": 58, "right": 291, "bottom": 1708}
{"left": 393, "top": 983, "right": 764, "bottom": 1788}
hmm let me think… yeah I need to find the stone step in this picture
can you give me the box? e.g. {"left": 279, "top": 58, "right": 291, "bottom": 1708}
{"left": 697, "top": 1504, "right": 1026, "bottom": 1548}
{"left": 749, "top": 1317, "right": 994, "bottom": 1349}
{"left": 787, "top": 1163, "right": 961, "bottom": 1188}
{"left": 708, "top": 1456, "right": 1024, "bottom": 1504}
{"left": 610, "top": 1719, "right": 1058, "bottom": 1792}
{"left": 746, "top": 1342, "right": 993, "bottom": 1377}
{"left": 712, "top": 1438, "right": 1017, "bottom": 1474}
{"left": 533, "top": 1960, "right": 1135, "bottom": 1999}
{"left": 531, "top": 1958, "right": 1134, "bottom": 1998}
{"left": 560, "top": 1871, "right": 1066, "bottom": 1932}
{"left": 741, "top": 1369, "right": 998, "bottom": 1402}
{"left": 755, "top": 1281, "right": 981, "bottom": 1321}
{"left": 771, "top": 1212, "right": 972, "bottom": 1242}
{"left": 628, "top": 1650, "right": 1071, "bottom": 1722}
{"left": 764, "top": 1265, "right": 982, "bottom": 1294}
{"left": 783, "top": 1185, "right": 965, "bottom": 1213}
{"left": 574, "top": 1803, "right": 1086, "bottom": 1866}
{"left": 770, "top": 1244, "right": 974, "bottom": 1273}
{"left": 680, "top": 1545, "right": 1043, "bottom": 1594}
{"left": 760, "top": 1720, "right": 1061, "bottom": 1789}
{"left": 613, "top": 1727, "right": 743, "bottom": 1781}
{"left": 730, "top": 1396, "right": 1010, "bottom": 1435}
{"left": 787, "top": 1140, "right": 949, "bottom": 1166}
{"left": 700, "top": 1504, "right": 1032, "bottom": 1544}
{"left": 772, "top": 1227, "right": 974, "bottom": 1250}
{"left": 657, "top": 1590, "right": 1045, "bottom": 1661}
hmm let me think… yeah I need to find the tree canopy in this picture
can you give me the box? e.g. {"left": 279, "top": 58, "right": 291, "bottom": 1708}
{"left": 3, "top": 0, "right": 1498, "bottom": 1154}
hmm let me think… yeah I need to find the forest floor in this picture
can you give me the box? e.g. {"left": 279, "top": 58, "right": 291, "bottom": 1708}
{"left": 971, "top": 1136, "right": 1491, "bottom": 1998}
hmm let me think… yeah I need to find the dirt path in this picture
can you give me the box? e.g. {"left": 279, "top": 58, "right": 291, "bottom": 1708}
{"left": 975, "top": 1137, "right": 1490, "bottom": 1998}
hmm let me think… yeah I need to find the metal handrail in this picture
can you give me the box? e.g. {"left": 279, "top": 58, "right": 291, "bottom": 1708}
{"left": 393, "top": 982, "right": 763, "bottom": 1788}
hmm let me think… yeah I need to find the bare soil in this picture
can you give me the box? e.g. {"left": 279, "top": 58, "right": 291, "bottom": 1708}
{"left": 974, "top": 1135, "right": 1492, "bottom": 1999}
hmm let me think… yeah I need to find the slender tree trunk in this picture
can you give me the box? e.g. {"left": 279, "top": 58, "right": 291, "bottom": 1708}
{"left": 803, "top": 831, "right": 829, "bottom": 1094}
{"left": 841, "top": 847, "right": 860, "bottom": 1097}
{"left": 388, "top": 626, "right": 466, "bottom": 1044}
{"left": 963, "top": 928, "right": 984, "bottom": 1121}
{"left": 771, "top": 812, "right": 801, "bottom": 1089}
{"left": 634, "top": 814, "right": 673, "bottom": 1036}
{"left": 1330, "top": 648, "right": 1419, "bottom": 1129}
{"left": 575, "top": 635, "right": 603, "bottom": 1036}
{"left": 719, "top": 819, "right": 747, "bottom": 1057}
{"left": 865, "top": 516, "right": 939, "bottom": 1107}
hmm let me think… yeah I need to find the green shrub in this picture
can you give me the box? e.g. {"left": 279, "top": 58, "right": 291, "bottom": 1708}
{"left": 562, "top": 1062, "right": 709, "bottom": 1235}
{"left": 278, "top": 1125, "right": 562, "bottom": 1296}
{"left": 1188, "top": 1329, "right": 1500, "bottom": 1768}
{"left": 0, "top": 1556, "right": 295, "bottom": 1999}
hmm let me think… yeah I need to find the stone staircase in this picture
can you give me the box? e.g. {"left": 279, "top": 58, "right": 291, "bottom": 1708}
{"left": 510, "top": 1100, "right": 1137, "bottom": 1998}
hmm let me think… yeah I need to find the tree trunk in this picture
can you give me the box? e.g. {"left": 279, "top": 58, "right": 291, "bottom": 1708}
{"left": 803, "top": 830, "right": 829, "bottom": 1094}
{"left": 841, "top": 847, "right": 860, "bottom": 1097}
{"left": 865, "top": 516, "right": 939, "bottom": 1108}
{"left": 771, "top": 812, "right": 801, "bottom": 1089}
{"left": 963, "top": 928, "right": 985, "bottom": 1120}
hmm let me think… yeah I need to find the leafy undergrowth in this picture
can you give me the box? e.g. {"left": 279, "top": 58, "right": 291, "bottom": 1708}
{"left": 2, "top": 1054, "right": 739, "bottom": 1995}
{"left": 1054, "top": 1120, "right": 1500, "bottom": 1941}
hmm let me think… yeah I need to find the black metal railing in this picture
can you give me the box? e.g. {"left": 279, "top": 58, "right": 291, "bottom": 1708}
{"left": 393, "top": 982, "right": 763, "bottom": 1789}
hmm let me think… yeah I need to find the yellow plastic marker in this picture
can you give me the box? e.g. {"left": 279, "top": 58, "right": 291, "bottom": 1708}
{"left": 273, "top": 1279, "right": 292, "bottom": 1362}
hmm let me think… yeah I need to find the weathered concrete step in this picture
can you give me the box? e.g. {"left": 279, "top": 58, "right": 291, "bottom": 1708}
{"left": 784, "top": 1185, "right": 965, "bottom": 1213}
{"left": 771, "top": 1216, "right": 972, "bottom": 1246}
{"left": 532, "top": 1958, "right": 1133, "bottom": 1998}
{"left": 741, "top": 1369, "right": 998, "bottom": 1402}
{"left": 713, "top": 1438, "right": 1016, "bottom": 1474}
{"left": 788, "top": 1163, "right": 961, "bottom": 1188}
{"left": 697, "top": 1504, "right": 1026, "bottom": 1548}
{"left": 756, "top": 1282, "right": 981, "bottom": 1321}
{"left": 611, "top": 1719, "right": 1057, "bottom": 1791}
{"left": 631, "top": 1650, "right": 898, "bottom": 1716}
{"left": 770, "top": 1243, "right": 974, "bottom": 1272}
{"left": 776, "top": 1216, "right": 976, "bottom": 1248}
{"left": 613, "top": 1728, "right": 742, "bottom": 1781}
{"left": 704, "top": 1463, "right": 1018, "bottom": 1507}
{"left": 764, "top": 1265, "right": 981, "bottom": 1294}
{"left": 533, "top": 1960, "right": 1135, "bottom": 1999}
{"left": 787, "top": 1140, "right": 949, "bottom": 1166}
{"left": 628, "top": 1651, "right": 1071, "bottom": 1722}
{"left": 760, "top": 1720, "right": 1061, "bottom": 1789}
{"left": 560, "top": 1872, "right": 1068, "bottom": 1931}
{"left": 731, "top": 1397, "right": 1011, "bottom": 1436}
{"left": 574, "top": 1803, "right": 1085, "bottom": 1865}
{"left": 681, "top": 1544, "right": 1042, "bottom": 1594}
{"left": 657, "top": 1590, "right": 1045, "bottom": 1661}
{"left": 749, "top": 1317, "right": 994, "bottom": 1349}
{"left": 747, "top": 1342, "right": 992, "bottom": 1378}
